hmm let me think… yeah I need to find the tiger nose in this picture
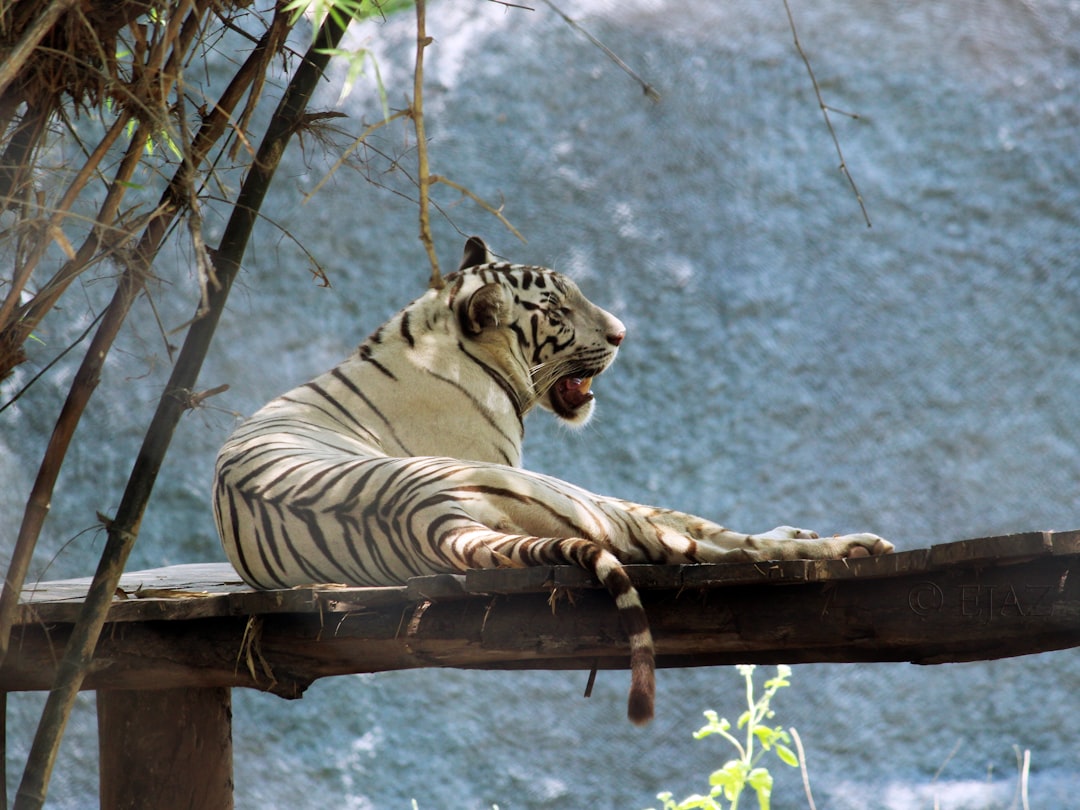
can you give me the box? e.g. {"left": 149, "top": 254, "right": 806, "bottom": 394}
{"left": 607, "top": 319, "right": 626, "bottom": 346}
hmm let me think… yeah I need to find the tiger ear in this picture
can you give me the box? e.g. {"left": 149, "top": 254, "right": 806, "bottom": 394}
{"left": 458, "top": 236, "right": 493, "bottom": 270}
{"left": 463, "top": 282, "right": 508, "bottom": 335}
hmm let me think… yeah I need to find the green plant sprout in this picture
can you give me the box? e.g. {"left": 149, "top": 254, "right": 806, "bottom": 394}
{"left": 649, "top": 665, "right": 801, "bottom": 810}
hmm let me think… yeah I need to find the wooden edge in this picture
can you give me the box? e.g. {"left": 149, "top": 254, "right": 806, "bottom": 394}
{"left": 461, "top": 532, "right": 1080, "bottom": 594}
{"left": 15, "top": 531, "right": 1080, "bottom": 625}
{"left": 18, "top": 581, "right": 412, "bottom": 625}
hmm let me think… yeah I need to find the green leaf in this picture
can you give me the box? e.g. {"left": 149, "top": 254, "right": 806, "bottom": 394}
{"left": 284, "top": 0, "right": 413, "bottom": 41}
{"left": 763, "top": 671, "right": 791, "bottom": 691}
{"left": 775, "top": 744, "right": 799, "bottom": 768}
{"left": 748, "top": 768, "right": 773, "bottom": 810}
{"left": 693, "top": 711, "right": 729, "bottom": 739}
{"left": 747, "top": 768, "right": 772, "bottom": 792}
{"left": 710, "top": 761, "right": 749, "bottom": 802}
{"left": 752, "top": 726, "right": 776, "bottom": 749}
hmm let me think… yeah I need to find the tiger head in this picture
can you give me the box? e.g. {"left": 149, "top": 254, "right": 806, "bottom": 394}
{"left": 451, "top": 237, "right": 626, "bottom": 427}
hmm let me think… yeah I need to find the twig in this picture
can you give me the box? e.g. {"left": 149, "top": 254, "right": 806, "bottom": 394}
{"left": 0, "top": 309, "right": 104, "bottom": 416}
{"left": 487, "top": 0, "right": 535, "bottom": 10}
{"left": 782, "top": 0, "right": 871, "bottom": 227}
{"left": 1013, "top": 745, "right": 1031, "bottom": 810}
{"left": 183, "top": 383, "right": 230, "bottom": 409}
{"left": 432, "top": 175, "right": 526, "bottom": 244}
{"left": 541, "top": 0, "right": 659, "bottom": 101}
{"left": 301, "top": 109, "right": 411, "bottom": 203}
{"left": 931, "top": 737, "right": 963, "bottom": 810}
{"left": 789, "top": 727, "right": 818, "bottom": 810}
{"left": 411, "top": 0, "right": 441, "bottom": 289}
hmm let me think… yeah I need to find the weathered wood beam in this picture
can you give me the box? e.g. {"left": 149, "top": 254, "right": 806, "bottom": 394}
{"left": 3, "top": 533, "right": 1079, "bottom": 699}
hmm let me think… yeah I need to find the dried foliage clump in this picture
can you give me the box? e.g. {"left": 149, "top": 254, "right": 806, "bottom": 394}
{"left": 2, "top": 0, "right": 156, "bottom": 116}
{"left": 0, "top": 0, "right": 271, "bottom": 382}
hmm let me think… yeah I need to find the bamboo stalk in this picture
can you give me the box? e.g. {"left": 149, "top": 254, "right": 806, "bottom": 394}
{"left": 11, "top": 12, "right": 350, "bottom": 809}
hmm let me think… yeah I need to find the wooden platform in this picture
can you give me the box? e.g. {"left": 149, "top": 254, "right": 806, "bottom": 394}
{"left": 6, "top": 530, "right": 1080, "bottom": 697}
{"left": 6, "top": 531, "right": 1080, "bottom": 809}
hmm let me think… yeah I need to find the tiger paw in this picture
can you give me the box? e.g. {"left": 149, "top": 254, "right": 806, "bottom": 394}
{"left": 832, "top": 533, "right": 894, "bottom": 558}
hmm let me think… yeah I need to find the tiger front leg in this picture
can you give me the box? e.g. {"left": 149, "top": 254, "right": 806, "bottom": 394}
{"left": 743, "top": 526, "right": 894, "bottom": 559}
{"left": 597, "top": 499, "right": 893, "bottom": 563}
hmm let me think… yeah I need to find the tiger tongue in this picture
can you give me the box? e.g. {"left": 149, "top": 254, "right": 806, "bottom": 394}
{"left": 556, "top": 376, "right": 594, "bottom": 409}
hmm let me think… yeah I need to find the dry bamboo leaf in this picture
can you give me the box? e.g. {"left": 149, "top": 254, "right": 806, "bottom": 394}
{"left": 47, "top": 224, "right": 76, "bottom": 260}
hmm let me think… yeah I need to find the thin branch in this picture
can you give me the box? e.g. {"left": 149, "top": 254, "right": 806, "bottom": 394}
{"left": 432, "top": 175, "right": 526, "bottom": 244}
{"left": 487, "top": 0, "right": 535, "bottom": 10}
{"left": 301, "top": 109, "right": 411, "bottom": 203}
{"left": 541, "top": 0, "right": 659, "bottom": 102}
{"left": 0, "top": 308, "right": 104, "bottom": 416}
{"left": 411, "top": 0, "right": 441, "bottom": 289}
{"left": 782, "top": 0, "right": 871, "bottom": 227}
{"left": 789, "top": 727, "right": 818, "bottom": 810}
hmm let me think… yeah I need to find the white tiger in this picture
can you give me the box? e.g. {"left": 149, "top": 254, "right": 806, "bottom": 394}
{"left": 213, "top": 237, "right": 893, "bottom": 724}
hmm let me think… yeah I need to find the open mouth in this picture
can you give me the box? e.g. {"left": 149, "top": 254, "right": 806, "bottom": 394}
{"left": 550, "top": 375, "right": 594, "bottom": 417}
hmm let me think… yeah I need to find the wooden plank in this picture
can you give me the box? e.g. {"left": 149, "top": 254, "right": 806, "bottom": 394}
{"left": 17, "top": 564, "right": 410, "bottom": 624}
{"left": 19, "top": 533, "right": 1077, "bottom": 623}
{"left": 19, "top": 563, "right": 247, "bottom": 604}
{"left": 3, "top": 540, "right": 1079, "bottom": 696}
{"left": 98, "top": 687, "right": 232, "bottom": 810}
{"left": 460, "top": 533, "right": 1080, "bottom": 595}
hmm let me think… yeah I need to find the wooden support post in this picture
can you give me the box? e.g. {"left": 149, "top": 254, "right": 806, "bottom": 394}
{"left": 97, "top": 687, "right": 233, "bottom": 810}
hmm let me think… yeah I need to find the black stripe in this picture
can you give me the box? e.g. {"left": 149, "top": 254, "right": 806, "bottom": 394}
{"left": 358, "top": 345, "right": 397, "bottom": 380}
{"left": 457, "top": 341, "right": 525, "bottom": 424}
{"left": 327, "top": 368, "right": 413, "bottom": 453}
{"left": 218, "top": 479, "right": 274, "bottom": 589}
{"left": 400, "top": 311, "right": 415, "bottom": 347}
{"left": 248, "top": 496, "right": 290, "bottom": 589}
{"left": 426, "top": 368, "right": 520, "bottom": 462}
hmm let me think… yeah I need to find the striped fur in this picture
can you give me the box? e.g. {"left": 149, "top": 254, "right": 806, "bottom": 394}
{"left": 213, "top": 238, "right": 892, "bottom": 724}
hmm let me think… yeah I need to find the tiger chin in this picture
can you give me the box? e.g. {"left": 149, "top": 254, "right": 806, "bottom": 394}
{"left": 213, "top": 236, "right": 893, "bottom": 726}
